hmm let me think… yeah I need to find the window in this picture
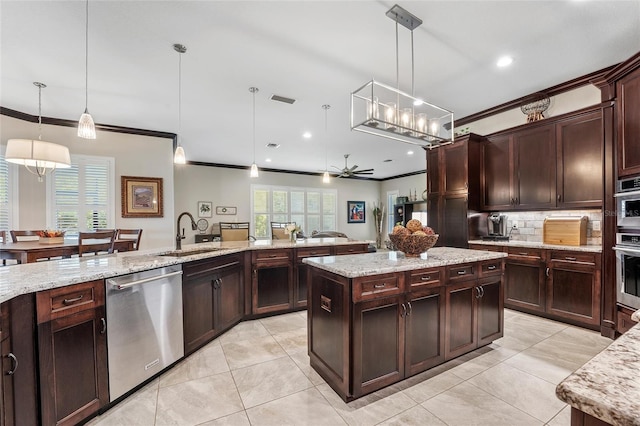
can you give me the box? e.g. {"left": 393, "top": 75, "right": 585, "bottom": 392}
{"left": 0, "top": 147, "right": 19, "bottom": 234}
{"left": 46, "top": 154, "right": 115, "bottom": 236}
{"left": 251, "top": 185, "right": 337, "bottom": 239}
{"left": 387, "top": 190, "right": 398, "bottom": 233}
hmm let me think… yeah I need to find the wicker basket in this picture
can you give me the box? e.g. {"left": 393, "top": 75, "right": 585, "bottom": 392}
{"left": 388, "top": 233, "right": 438, "bottom": 257}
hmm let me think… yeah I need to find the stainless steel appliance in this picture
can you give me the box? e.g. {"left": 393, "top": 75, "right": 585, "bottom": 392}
{"left": 105, "top": 264, "right": 184, "bottom": 401}
{"left": 615, "top": 177, "right": 640, "bottom": 228}
{"left": 482, "top": 213, "right": 508, "bottom": 241}
{"left": 614, "top": 232, "right": 640, "bottom": 310}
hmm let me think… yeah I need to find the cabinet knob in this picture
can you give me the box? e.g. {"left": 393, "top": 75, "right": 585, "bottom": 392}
{"left": 6, "top": 353, "right": 17, "bottom": 376}
{"left": 557, "top": 194, "right": 562, "bottom": 202}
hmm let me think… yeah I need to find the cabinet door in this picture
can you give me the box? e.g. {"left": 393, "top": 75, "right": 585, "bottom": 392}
{"left": 427, "top": 194, "right": 440, "bottom": 244}
{"left": 443, "top": 143, "right": 468, "bottom": 194}
{"left": 38, "top": 307, "right": 108, "bottom": 426}
{"left": 183, "top": 274, "right": 216, "bottom": 355}
{"left": 216, "top": 265, "right": 244, "bottom": 330}
{"left": 1, "top": 334, "right": 14, "bottom": 426}
{"left": 427, "top": 149, "right": 440, "bottom": 194}
{"left": 442, "top": 194, "right": 468, "bottom": 248}
{"left": 504, "top": 256, "right": 546, "bottom": 313}
{"left": 405, "top": 287, "right": 444, "bottom": 376}
{"left": 481, "top": 135, "right": 513, "bottom": 210}
{"left": 353, "top": 296, "right": 404, "bottom": 398}
{"left": 513, "top": 124, "right": 556, "bottom": 209}
{"left": 556, "top": 111, "right": 603, "bottom": 208}
{"left": 547, "top": 261, "right": 600, "bottom": 326}
{"left": 477, "top": 277, "right": 504, "bottom": 347}
{"left": 445, "top": 281, "right": 477, "bottom": 360}
{"left": 252, "top": 264, "right": 293, "bottom": 315}
{"left": 617, "top": 69, "right": 640, "bottom": 177}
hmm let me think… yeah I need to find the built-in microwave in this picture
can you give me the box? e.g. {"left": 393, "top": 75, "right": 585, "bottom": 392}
{"left": 613, "top": 233, "right": 640, "bottom": 310}
{"left": 615, "top": 176, "right": 640, "bottom": 228}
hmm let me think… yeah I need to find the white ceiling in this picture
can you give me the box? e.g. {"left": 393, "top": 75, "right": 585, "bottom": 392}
{"left": 1, "top": 1, "right": 639, "bottom": 179}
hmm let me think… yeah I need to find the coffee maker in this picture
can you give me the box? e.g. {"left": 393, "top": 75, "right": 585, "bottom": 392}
{"left": 486, "top": 213, "right": 508, "bottom": 240}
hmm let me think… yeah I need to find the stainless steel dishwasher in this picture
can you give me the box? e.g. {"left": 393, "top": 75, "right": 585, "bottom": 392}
{"left": 105, "top": 264, "right": 184, "bottom": 401}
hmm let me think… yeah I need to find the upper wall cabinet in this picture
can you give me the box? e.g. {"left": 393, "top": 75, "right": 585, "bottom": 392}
{"left": 617, "top": 65, "right": 640, "bottom": 177}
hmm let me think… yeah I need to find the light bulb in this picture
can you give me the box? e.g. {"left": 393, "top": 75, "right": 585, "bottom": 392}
{"left": 323, "top": 171, "right": 330, "bottom": 183}
{"left": 250, "top": 162, "right": 259, "bottom": 178}
{"left": 174, "top": 145, "right": 186, "bottom": 164}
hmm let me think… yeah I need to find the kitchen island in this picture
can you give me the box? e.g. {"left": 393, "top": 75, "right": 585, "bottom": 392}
{"left": 304, "top": 247, "right": 507, "bottom": 401}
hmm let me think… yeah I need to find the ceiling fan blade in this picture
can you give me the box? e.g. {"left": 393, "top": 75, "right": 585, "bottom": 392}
{"left": 353, "top": 172, "right": 374, "bottom": 175}
{"left": 349, "top": 165, "right": 358, "bottom": 172}
{"left": 354, "top": 168, "right": 374, "bottom": 173}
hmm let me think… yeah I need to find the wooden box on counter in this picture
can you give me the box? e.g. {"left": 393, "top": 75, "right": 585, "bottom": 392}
{"left": 543, "top": 216, "right": 587, "bottom": 246}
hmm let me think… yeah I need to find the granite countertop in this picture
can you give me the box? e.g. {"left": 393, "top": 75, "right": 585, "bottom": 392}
{"left": 556, "top": 317, "right": 640, "bottom": 425}
{"left": 0, "top": 238, "right": 367, "bottom": 304}
{"left": 468, "top": 239, "right": 602, "bottom": 253}
{"left": 303, "top": 247, "right": 507, "bottom": 278}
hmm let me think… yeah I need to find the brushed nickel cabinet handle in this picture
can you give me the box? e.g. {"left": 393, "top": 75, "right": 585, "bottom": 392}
{"left": 565, "top": 257, "right": 577, "bottom": 261}
{"left": 475, "top": 287, "right": 481, "bottom": 299}
{"left": 407, "top": 302, "right": 412, "bottom": 316}
{"left": 374, "top": 283, "right": 386, "bottom": 289}
{"left": 63, "top": 294, "right": 84, "bottom": 305}
{"left": 420, "top": 276, "right": 431, "bottom": 281}
{"left": 480, "top": 286, "right": 485, "bottom": 298}
{"left": 401, "top": 303, "right": 407, "bottom": 317}
{"left": 487, "top": 265, "right": 497, "bottom": 270}
{"left": 6, "top": 353, "right": 17, "bottom": 375}
{"left": 100, "top": 318, "right": 107, "bottom": 335}
{"left": 546, "top": 267, "right": 550, "bottom": 277}
{"left": 457, "top": 270, "right": 466, "bottom": 275}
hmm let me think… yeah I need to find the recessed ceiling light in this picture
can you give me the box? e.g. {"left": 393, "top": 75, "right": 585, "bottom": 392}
{"left": 302, "top": 132, "right": 312, "bottom": 139}
{"left": 497, "top": 56, "right": 514, "bottom": 68}
{"left": 265, "top": 158, "right": 272, "bottom": 162}
{"left": 407, "top": 150, "right": 414, "bottom": 155}
{"left": 413, "top": 99, "right": 423, "bottom": 106}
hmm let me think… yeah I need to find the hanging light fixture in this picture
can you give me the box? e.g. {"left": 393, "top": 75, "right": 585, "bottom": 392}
{"left": 173, "top": 43, "right": 187, "bottom": 164}
{"left": 350, "top": 4, "right": 454, "bottom": 148}
{"left": 322, "top": 104, "right": 331, "bottom": 184}
{"left": 6, "top": 82, "right": 71, "bottom": 182}
{"left": 249, "top": 86, "right": 259, "bottom": 178}
{"left": 77, "top": 0, "right": 96, "bottom": 139}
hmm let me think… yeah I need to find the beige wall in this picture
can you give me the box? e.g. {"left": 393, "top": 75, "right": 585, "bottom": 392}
{"left": 1, "top": 115, "right": 175, "bottom": 249}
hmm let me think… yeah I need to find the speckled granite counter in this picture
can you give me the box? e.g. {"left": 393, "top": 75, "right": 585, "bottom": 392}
{"left": 303, "top": 247, "right": 507, "bottom": 278}
{"left": 469, "top": 239, "right": 602, "bottom": 253}
{"left": 0, "top": 238, "right": 367, "bottom": 304}
{"left": 556, "top": 319, "right": 640, "bottom": 425}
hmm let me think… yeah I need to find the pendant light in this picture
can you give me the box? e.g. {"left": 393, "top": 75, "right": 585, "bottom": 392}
{"left": 173, "top": 43, "right": 187, "bottom": 164}
{"left": 77, "top": 0, "right": 96, "bottom": 139}
{"left": 322, "top": 104, "right": 331, "bottom": 184}
{"left": 6, "top": 82, "right": 71, "bottom": 182}
{"left": 249, "top": 86, "right": 259, "bottom": 178}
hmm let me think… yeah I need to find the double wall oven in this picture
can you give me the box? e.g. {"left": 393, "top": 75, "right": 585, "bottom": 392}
{"left": 614, "top": 176, "right": 640, "bottom": 310}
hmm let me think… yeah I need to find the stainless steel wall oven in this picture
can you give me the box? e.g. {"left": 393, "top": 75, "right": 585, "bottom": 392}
{"left": 614, "top": 233, "right": 640, "bottom": 310}
{"left": 615, "top": 177, "right": 640, "bottom": 228}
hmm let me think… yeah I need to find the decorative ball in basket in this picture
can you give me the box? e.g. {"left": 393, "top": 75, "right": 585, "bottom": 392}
{"left": 389, "top": 220, "right": 438, "bottom": 257}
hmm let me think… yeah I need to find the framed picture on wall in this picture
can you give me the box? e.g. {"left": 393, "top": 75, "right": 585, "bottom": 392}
{"left": 347, "top": 201, "right": 366, "bottom": 223}
{"left": 121, "top": 176, "right": 163, "bottom": 218}
{"left": 198, "top": 201, "right": 213, "bottom": 218}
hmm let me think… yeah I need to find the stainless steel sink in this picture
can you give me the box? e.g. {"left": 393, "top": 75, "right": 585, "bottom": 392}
{"left": 159, "top": 248, "right": 223, "bottom": 257}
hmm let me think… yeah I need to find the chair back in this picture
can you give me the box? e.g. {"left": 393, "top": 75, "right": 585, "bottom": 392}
{"left": 271, "top": 222, "right": 295, "bottom": 240}
{"left": 78, "top": 230, "right": 116, "bottom": 257}
{"left": 219, "top": 222, "right": 250, "bottom": 241}
{"left": 116, "top": 229, "right": 143, "bottom": 251}
{"left": 10, "top": 230, "right": 43, "bottom": 243}
{"left": 0, "top": 231, "right": 5, "bottom": 244}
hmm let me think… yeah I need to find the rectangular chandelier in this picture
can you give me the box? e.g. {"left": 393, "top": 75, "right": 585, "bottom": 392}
{"left": 350, "top": 79, "right": 454, "bottom": 149}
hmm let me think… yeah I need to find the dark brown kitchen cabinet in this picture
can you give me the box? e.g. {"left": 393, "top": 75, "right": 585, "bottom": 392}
{"left": 405, "top": 285, "right": 445, "bottom": 376}
{"left": 36, "top": 280, "right": 108, "bottom": 426}
{"left": 295, "top": 246, "right": 332, "bottom": 308}
{"left": 443, "top": 142, "right": 470, "bottom": 194}
{"left": 477, "top": 275, "right": 504, "bottom": 346}
{"left": 616, "top": 61, "right": 640, "bottom": 177}
{"left": 427, "top": 149, "right": 440, "bottom": 195}
{"left": 441, "top": 193, "right": 469, "bottom": 248}
{"left": 504, "top": 248, "right": 546, "bottom": 313}
{"left": 514, "top": 123, "right": 556, "bottom": 209}
{"left": 616, "top": 304, "right": 638, "bottom": 335}
{"left": 183, "top": 254, "right": 244, "bottom": 355}
{"left": 252, "top": 249, "right": 294, "bottom": 315}
{"left": 481, "top": 134, "right": 513, "bottom": 211}
{"left": 556, "top": 110, "right": 603, "bottom": 208}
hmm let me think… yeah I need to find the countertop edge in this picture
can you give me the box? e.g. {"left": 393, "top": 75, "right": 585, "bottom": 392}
{"left": 468, "top": 240, "right": 602, "bottom": 253}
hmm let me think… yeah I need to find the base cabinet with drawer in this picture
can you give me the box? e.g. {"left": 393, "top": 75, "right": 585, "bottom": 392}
{"left": 252, "top": 249, "right": 294, "bottom": 315}
{"left": 36, "top": 280, "right": 109, "bottom": 426}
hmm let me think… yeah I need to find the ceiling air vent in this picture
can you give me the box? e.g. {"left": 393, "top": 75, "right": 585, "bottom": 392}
{"left": 270, "top": 94, "right": 296, "bottom": 104}
{"left": 266, "top": 143, "right": 281, "bottom": 149}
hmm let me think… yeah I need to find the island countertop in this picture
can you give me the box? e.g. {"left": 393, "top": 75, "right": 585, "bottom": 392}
{"left": 556, "top": 318, "right": 640, "bottom": 425}
{"left": 303, "top": 247, "right": 507, "bottom": 278}
{"left": 0, "top": 238, "right": 368, "bottom": 304}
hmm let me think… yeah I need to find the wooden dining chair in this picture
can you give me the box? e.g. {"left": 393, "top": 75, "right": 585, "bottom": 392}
{"left": 270, "top": 222, "right": 295, "bottom": 240}
{"left": 219, "top": 222, "right": 250, "bottom": 241}
{"left": 116, "top": 229, "right": 143, "bottom": 251}
{"left": 78, "top": 230, "right": 116, "bottom": 257}
{"left": 0, "top": 231, "right": 6, "bottom": 266}
{"left": 10, "top": 230, "right": 43, "bottom": 243}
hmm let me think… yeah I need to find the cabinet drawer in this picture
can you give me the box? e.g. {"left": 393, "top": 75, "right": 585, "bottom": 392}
{"left": 253, "top": 249, "right": 292, "bottom": 263}
{"left": 36, "top": 280, "right": 104, "bottom": 323}
{"left": 469, "top": 244, "right": 504, "bottom": 252}
{"left": 617, "top": 306, "right": 638, "bottom": 335}
{"left": 296, "top": 246, "right": 332, "bottom": 260}
{"left": 334, "top": 244, "right": 367, "bottom": 255}
{"left": 408, "top": 268, "right": 441, "bottom": 288}
{"left": 446, "top": 264, "right": 477, "bottom": 282}
{"left": 183, "top": 254, "right": 242, "bottom": 279}
{"left": 549, "top": 251, "right": 597, "bottom": 265}
{"left": 480, "top": 259, "right": 503, "bottom": 277}
{"left": 353, "top": 274, "right": 401, "bottom": 302}
{"left": 507, "top": 247, "right": 543, "bottom": 259}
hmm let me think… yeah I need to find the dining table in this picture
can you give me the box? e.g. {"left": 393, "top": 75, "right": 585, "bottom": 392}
{"left": 0, "top": 238, "right": 135, "bottom": 264}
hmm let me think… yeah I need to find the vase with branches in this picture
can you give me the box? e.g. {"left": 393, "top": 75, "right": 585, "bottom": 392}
{"left": 372, "top": 201, "right": 385, "bottom": 249}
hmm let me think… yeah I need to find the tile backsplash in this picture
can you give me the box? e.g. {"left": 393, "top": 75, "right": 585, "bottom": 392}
{"left": 503, "top": 209, "right": 602, "bottom": 246}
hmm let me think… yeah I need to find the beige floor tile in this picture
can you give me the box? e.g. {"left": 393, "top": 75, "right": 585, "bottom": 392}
{"left": 504, "top": 348, "right": 579, "bottom": 384}
{"left": 260, "top": 312, "right": 308, "bottom": 334}
{"left": 199, "top": 411, "right": 251, "bottom": 426}
{"left": 402, "top": 371, "right": 464, "bottom": 404}
{"left": 87, "top": 382, "right": 158, "bottom": 426}
{"left": 422, "top": 381, "right": 542, "bottom": 426}
{"left": 160, "top": 341, "right": 229, "bottom": 387}
{"left": 376, "top": 405, "right": 447, "bottom": 426}
{"left": 272, "top": 327, "right": 308, "bottom": 354}
{"left": 546, "top": 404, "right": 571, "bottom": 426}
{"left": 288, "top": 348, "right": 327, "bottom": 385}
{"left": 448, "top": 344, "right": 519, "bottom": 380}
{"left": 232, "top": 356, "right": 314, "bottom": 408}
{"left": 154, "top": 372, "right": 244, "bottom": 425}
{"left": 468, "top": 363, "right": 566, "bottom": 422}
{"left": 218, "top": 319, "right": 270, "bottom": 345}
{"left": 245, "top": 388, "right": 346, "bottom": 426}
{"left": 221, "top": 334, "right": 287, "bottom": 370}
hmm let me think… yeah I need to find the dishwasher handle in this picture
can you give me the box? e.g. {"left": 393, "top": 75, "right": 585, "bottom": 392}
{"left": 109, "top": 270, "right": 183, "bottom": 290}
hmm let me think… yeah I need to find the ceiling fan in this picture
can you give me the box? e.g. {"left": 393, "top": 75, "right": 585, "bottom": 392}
{"left": 332, "top": 154, "right": 374, "bottom": 178}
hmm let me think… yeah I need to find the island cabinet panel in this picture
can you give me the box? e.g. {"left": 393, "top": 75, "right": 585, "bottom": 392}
{"left": 477, "top": 276, "right": 504, "bottom": 346}
{"left": 295, "top": 246, "right": 332, "bottom": 309}
{"left": 405, "top": 286, "right": 445, "bottom": 376}
{"left": 252, "top": 249, "right": 293, "bottom": 315}
{"left": 36, "top": 280, "right": 108, "bottom": 426}
{"left": 182, "top": 254, "right": 244, "bottom": 355}
{"left": 445, "top": 281, "right": 477, "bottom": 359}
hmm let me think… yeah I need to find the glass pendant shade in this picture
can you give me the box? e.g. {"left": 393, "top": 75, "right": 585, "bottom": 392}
{"left": 173, "top": 145, "right": 186, "bottom": 164}
{"left": 6, "top": 139, "right": 71, "bottom": 182}
{"left": 78, "top": 109, "right": 96, "bottom": 139}
{"left": 250, "top": 162, "right": 259, "bottom": 178}
{"left": 322, "top": 171, "right": 330, "bottom": 183}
